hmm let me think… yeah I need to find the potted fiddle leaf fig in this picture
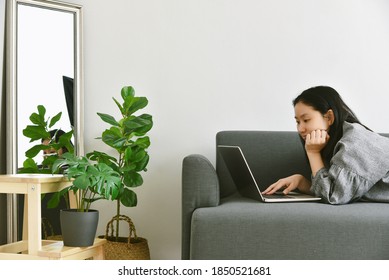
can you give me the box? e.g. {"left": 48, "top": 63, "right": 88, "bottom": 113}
{"left": 51, "top": 152, "right": 123, "bottom": 247}
{"left": 89, "top": 85, "right": 153, "bottom": 259}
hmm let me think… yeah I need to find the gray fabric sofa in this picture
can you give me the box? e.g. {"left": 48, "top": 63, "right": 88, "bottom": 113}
{"left": 182, "top": 130, "right": 389, "bottom": 260}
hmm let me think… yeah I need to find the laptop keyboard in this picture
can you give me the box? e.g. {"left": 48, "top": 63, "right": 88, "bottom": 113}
{"left": 263, "top": 194, "right": 297, "bottom": 199}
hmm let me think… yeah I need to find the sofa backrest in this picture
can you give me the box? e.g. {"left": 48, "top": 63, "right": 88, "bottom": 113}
{"left": 216, "top": 130, "right": 389, "bottom": 199}
{"left": 216, "top": 131, "right": 311, "bottom": 198}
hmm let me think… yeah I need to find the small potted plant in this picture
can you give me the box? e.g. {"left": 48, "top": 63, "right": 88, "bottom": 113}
{"left": 51, "top": 152, "right": 123, "bottom": 247}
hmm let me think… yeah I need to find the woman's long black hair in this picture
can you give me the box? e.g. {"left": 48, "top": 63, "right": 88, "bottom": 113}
{"left": 42, "top": 129, "right": 72, "bottom": 154}
{"left": 293, "top": 86, "right": 368, "bottom": 165}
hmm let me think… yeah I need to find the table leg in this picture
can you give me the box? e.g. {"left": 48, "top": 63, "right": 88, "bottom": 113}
{"left": 27, "top": 182, "right": 42, "bottom": 255}
{"left": 23, "top": 195, "right": 28, "bottom": 240}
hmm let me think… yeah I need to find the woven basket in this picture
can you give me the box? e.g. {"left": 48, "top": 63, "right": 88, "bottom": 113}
{"left": 99, "top": 215, "right": 150, "bottom": 260}
{"left": 41, "top": 217, "right": 63, "bottom": 241}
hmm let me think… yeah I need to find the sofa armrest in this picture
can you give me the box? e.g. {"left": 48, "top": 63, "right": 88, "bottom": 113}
{"left": 181, "top": 154, "right": 220, "bottom": 259}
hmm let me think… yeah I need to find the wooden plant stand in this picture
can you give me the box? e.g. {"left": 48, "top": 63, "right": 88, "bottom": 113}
{"left": 0, "top": 174, "right": 106, "bottom": 260}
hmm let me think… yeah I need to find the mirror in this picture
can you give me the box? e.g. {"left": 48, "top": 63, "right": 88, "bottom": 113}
{"left": 6, "top": 0, "right": 84, "bottom": 172}
{"left": 5, "top": 0, "right": 83, "bottom": 242}
{"left": 6, "top": 0, "right": 84, "bottom": 174}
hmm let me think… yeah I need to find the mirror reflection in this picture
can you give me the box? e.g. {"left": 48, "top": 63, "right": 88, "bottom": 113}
{"left": 17, "top": 3, "right": 74, "bottom": 167}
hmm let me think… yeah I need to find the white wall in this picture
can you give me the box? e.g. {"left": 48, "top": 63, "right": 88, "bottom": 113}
{"left": 64, "top": 0, "right": 389, "bottom": 259}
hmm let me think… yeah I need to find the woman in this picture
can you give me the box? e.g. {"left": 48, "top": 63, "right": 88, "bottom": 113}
{"left": 42, "top": 129, "right": 71, "bottom": 157}
{"left": 263, "top": 86, "right": 389, "bottom": 204}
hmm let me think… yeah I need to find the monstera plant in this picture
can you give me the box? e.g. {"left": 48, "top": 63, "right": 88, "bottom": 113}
{"left": 87, "top": 86, "right": 153, "bottom": 240}
{"left": 49, "top": 152, "right": 123, "bottom": 247}
{"left": 51, "top": 152, "right": 123, "bottom": 211}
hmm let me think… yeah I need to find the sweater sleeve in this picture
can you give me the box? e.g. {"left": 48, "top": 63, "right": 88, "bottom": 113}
{"left": 309, "top": 122, "right": 389, "bottom": 205}
{"left": 310, "top": 165, "right": 375, "bottom": 204}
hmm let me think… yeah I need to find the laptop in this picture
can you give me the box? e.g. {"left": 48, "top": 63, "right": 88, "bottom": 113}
{"left": 217, "top": 145, "right": 321, "bottom": 202}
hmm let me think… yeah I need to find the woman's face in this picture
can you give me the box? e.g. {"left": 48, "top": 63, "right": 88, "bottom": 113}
{"left": 42, "top": 139, "right": 63, "bottom": 157}
{"left": 294, "top": 102, "right": 332, "bottom": 141}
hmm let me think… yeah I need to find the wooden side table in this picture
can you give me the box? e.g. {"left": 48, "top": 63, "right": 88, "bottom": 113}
{"left": 0, "top": 174, "right": 106, "bottom": 260}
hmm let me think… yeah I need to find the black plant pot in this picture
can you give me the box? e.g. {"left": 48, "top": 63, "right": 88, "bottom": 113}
{"left": 60, "top": 209, "right": 99, "bottom": 247}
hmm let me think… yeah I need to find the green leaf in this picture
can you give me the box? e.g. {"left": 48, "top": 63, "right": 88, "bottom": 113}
{"left": 120, "top": 188, "right": 137, "bottom": 207}
{"left": 124, "top": 147, "right": 132, "bottom": 163}
{"left": 122, "top": 88, "right": 137, "bottom": 114}
{"left": 123, "top": 171, "right": 143, "bottom": 188}
{"left": 49, "top": 112, "right": 62, "bottom": 128}
{"left": 41, "top": 154, "right": 58, "bottom": 167}
{"left": 73, "top": 174, "right": 90, "bottom": 190}
{"left": 25, "top": 144, "right": 49, "bottom": 158}
{"left": 129, "top": 149, "right": 146, "bottom": 163}
{"left": 37, "top": 105, "right": 46, "bottom": 116}
{"left": 134, "top": 136, "right": 151, "bottom": 149}
{"left": 121, "top": 86, "right": 135, "bottom": 100}
{"left": 123, "top": 116, "right": 142, "bottom": 130}
{"left": 52, "top": 152, "right": 76, "bottom": 173}
{"left": 97, "top": 113, "right": 120, "bottom": 127}
{"left": 135, "top": 153, "right": 149, "bottom": 171}
{"left": 23, "top": 158, "right": 38, "bottom": 169}
{"left": 123, "top": 114, "right": 153, "bottom": 136}
{"left": 87, "top": 151, "right": 118, "bottom": 165}
{"left": 47, "top": 188, "right": 70, "bottom": 208}
{"left": 113, "top": 97, "right": 125, "bottom": 115}
{"left": 17, "top": 158, "right": 40, "bottom": 174}
{"left": 28, "top": 105, "right": 47, "bottom": 127}
{"left": 101, "top": 128, "right": 127, "bottom": 150}
{"left": 23, "top": 125, "right": 50, "bottom": 142}
{"left": 79, "top": 162, "right": 123, "bottom": 201}
{"left": 87, "top": 152, "right": 119, "bottom": 173}
{"left": 58, "top": 130, "right": 74, "bottom": 154}
{"left": 127, "top": 97, "right": 148, "bottom": 116}
{"left": 29, "top": 113, "right": 45, "bottom": 126}
{"left": 133, "top": 114, "right": 153, "bottom": 135}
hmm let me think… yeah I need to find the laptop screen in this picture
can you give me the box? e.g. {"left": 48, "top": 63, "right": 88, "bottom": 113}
{"left": 218, "top": 145, "right": 263, "bottom": 201}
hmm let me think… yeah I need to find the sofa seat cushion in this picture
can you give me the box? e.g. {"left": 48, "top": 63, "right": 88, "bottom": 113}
{"left": 190, "top": 194, "right": 389, "bottom": 260}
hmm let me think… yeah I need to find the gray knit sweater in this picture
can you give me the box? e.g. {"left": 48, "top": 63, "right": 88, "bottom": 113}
{"left": 310, "top": 122, "right": 389, "bottom": 205}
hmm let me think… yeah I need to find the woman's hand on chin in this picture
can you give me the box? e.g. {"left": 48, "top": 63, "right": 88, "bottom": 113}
{"left": 305, "top": 129, "right": 329, "bottom": 154}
